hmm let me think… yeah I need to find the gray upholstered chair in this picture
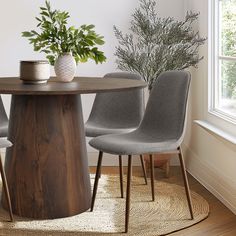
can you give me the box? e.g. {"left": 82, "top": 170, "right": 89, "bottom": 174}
{"left": 0, "top": 96, "right": 13, "bottom": 221}
{"left": 0, "top": 138, "right": 13, "bottom": 222}
{"left": 0, "top": 96, "right": 8, "bottom": 138}
{"left": 85, "top": 72, "right": 147, "bottom": 198}
{"left": 89, "top": 71, "right": 193, "bottom": 233}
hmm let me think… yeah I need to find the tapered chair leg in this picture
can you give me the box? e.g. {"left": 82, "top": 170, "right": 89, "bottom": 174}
{"left": 98, "top": 156, "right": 102, "bottom": 179}
{"left": 0, "top": 155, "right": 13, "bottom": 222}
{"left": 140, "top": 155, "right": 148, "bottom": 185}
{"left": 164, "top": 160, "right": 170, "bottom": 178}
{"left": 178, "top": 147, "right": 194, "bottom": 219}
{"left": 118, "top": 155, "right": 124, "bottom": 198}
{"left": 98, "top": 169, "right": 101, "bottom": 179}
{"left": 150, "top": 154, "right": 155, "bottom": 201}
{"left": 125, "top": 155, "right": 132, "bottom": 233}
{"left": 91, "top": 151, "right": 103, "bottom": 212}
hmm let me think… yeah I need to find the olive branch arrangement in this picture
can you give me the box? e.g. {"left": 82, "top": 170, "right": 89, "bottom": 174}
{"left": 114, "top": 0, "right": 206, "bottom": 90}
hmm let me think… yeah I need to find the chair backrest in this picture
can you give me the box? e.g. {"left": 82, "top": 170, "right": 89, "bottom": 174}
{"left": 0, "top": 95, "right": 8, "bottom": 137}
{"left": 138, "top": 71, "right": 191, "bottom": 141}
{"left": 87, "top": 72, "right": 144, "bottom": 128}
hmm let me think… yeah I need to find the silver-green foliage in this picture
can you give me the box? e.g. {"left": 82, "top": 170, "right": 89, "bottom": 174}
{"left": 22, "top": 1, "right": 106, "bottom": 65}
{"left": 114, "top": 0, "right": 206, "bottom": 90}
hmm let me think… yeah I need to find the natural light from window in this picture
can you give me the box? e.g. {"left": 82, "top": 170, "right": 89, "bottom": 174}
{"left": 214, "top": 0, "right": 236, "bottom": 118}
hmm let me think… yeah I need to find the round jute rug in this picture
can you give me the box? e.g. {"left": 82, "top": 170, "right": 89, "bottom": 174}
{"left": 0, "top": 175, "right": 209, "bottom": 236}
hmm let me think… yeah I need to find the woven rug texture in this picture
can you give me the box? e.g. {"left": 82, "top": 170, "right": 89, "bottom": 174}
{"left": 0, "top": 175, "right": 209, "bottom": 236}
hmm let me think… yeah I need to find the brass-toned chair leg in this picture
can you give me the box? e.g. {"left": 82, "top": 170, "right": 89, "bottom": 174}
{"left": 150, "top": 154, "right": 155, "bottom": 201}
{"left": 0, "top": 154, "right": 13, "bottom": 222}
{"left": 140, "top": 155, "right": 148, "bottom": 185}
{"left": 178, "top": 147, "right": 194, "bottom": 219}
{"left": 125, "top": 155, "right": 132, "bottom": 233}
{"left": 118, "top": 155, "right": 124, "bottom": 198}
{"left": 91, "top": 151, "right": 103, "bottom": 212}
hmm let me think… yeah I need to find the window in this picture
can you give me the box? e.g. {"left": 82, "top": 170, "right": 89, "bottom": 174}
{"left": 210, "top": 0, "right": 236, "bottom": 122}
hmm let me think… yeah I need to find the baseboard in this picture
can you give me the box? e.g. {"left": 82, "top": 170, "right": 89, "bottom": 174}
{"left": 182, "top": 144, "right": 236, "bottom": 215}
{"left": 88, "top": 152, "right": 180, "bottom": 166}
{"left": 1, "top": 150, "right": 179, "bottom": 167}
{"left": 2, "top": 144, "right": 235, "bottom": 214}
{"left": 88, "top": 152, "right": 140, "bottom": 166}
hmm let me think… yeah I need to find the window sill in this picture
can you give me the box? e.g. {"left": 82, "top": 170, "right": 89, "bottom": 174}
{"left": 194, "top": 120, "right": 236, "bottom": 145}
{"left": 209, "top": 109, "right": 236, "bottom": 126}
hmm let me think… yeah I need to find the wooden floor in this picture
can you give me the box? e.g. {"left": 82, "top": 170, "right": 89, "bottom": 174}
{"left": 90, "top": 166, "right": 236, "bottom": 236}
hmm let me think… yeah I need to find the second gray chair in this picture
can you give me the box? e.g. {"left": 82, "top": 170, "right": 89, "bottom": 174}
{"left": 0, "top": 138, "right": 13, "bottom": 222}
{"left": 0, "top": 96, "right": 8, "bottom": 138}
{"left": 85, "top": 72, "right": 147, "bottom": 198}
{"left": 0, "top": 96, "right": 13, "bottom": 221}
{"left": 89, "top": 71, "right": 193, "bottom": 233}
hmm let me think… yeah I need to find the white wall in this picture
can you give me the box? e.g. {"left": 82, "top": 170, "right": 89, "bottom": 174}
{"left": 0, "top": 0, "right": 185, "bottom": 165}
{"left": 0, "top": 0, "right": 142, "bottom": 116}
{"left": 0, "top": 0, "right": 185, "bottom": 115}
{"left": 183, "top": 0, "right": 236, "bottom": 214}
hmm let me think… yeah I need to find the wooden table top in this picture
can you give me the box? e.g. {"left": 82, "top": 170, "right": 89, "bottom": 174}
{"left": 0, "top": 77, "right": 147, "bottom": 95}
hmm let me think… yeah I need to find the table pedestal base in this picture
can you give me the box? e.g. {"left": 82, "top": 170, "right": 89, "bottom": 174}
{"left": 2, "top": 94, "right": 91, "bottom": 219}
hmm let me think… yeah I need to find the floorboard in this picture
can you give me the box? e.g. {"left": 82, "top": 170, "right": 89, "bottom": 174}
{"left": 90, "top": 165, "right": 236, "bottom": 236}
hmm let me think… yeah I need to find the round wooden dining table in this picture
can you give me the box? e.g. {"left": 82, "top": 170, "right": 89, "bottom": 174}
{"left": 0, "top": 76, "right": 146, "bottom": 219}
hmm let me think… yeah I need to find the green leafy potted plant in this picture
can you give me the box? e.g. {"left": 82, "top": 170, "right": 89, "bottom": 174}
{"left": 113, "top": 0, "right": 206, "bottom": 175}
{"left": 22, "top": 1, "right": 106, "bottom": 82}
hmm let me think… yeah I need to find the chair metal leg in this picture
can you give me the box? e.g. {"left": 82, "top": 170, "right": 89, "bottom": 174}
{"left": 125, "top": 155, "right": 132, "bottom": 233}
{"left": 118, "top": 155, "right": 124, "bottom": 198}
{"left": 91, "top": 151, "right": 103, "bottom": 212}
{"left": 164, "top": 159, "right": 170, "bottom": 178}
{"left": 178, "top": 147, "right": 194, "bottom": 220}
{"left": 140, "top": 155, "right": 148, "bottom": 185}
{"left": 0, "top": 154, "right": 13, "bottom": 222}
{"left": 98, "top": 169, "right": 101, "bottom": 179}
{"left": 150, "top": 154, "right": 155, "bottom": 201}
{"left": 98, "top": 156, "right": 102, "bottom": 179}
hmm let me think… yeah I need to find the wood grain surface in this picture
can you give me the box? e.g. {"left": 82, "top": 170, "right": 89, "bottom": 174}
{"left": 0, "top": 77, "right": 147, "bottom": 95}
{"left": 2, "top": 94, "right": 91, "bottom": 219}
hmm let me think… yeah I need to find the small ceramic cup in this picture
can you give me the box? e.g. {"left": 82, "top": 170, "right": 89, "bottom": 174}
{"left": 20, "top": 60, "right": 50, "bottom": 84}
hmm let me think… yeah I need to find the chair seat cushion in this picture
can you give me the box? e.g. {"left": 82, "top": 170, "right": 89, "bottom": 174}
{"left": 89, "top": 131, "right": 181, "bottom": 155}
{"left": 85, "top": 122, "right": 137, "bottom": 137}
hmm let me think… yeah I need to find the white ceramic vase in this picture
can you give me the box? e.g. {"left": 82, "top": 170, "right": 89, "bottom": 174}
{"left": 54, "top": 52, "right": 76, "bottom": 82}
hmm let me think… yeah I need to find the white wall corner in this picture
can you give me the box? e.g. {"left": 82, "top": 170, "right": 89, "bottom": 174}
{"left": 182, "top": 144, "right": 236, "bottom": 215}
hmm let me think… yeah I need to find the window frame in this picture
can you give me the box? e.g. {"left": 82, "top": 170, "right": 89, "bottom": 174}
{"left": 208, "top": 0, "right": 236, "bottom": 125}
